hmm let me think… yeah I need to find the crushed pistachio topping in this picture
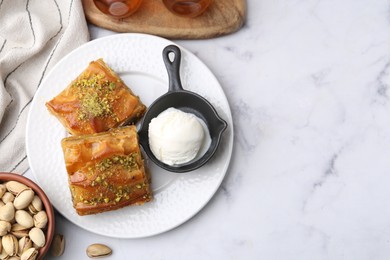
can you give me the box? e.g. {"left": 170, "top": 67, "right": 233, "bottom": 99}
{"left": 80, "top": 183, "right": 138, "bottom": 206}
{"left": 72, "top": 73, "right": 118, "bottom": 121}
{"left": 96, "top": 154, "right": 139, "bottom": 172}
{"left": 79, "top": 153, "right": 145, "bottom": 206}
{"left": 81, "top": 93, "right": 111, "bottom": 117}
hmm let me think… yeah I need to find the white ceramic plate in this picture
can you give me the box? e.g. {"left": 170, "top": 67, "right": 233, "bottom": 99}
{"left": 26, "top": 33, "right": 233, "bottom": 238}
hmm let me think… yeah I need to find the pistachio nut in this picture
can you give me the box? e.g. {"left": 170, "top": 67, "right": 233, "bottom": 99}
{"left": 51, "top": 233, "right": 65, "bottom": 256}
{"left": 86, "top": 243, "right": 112, "bottom": 258}
{"left": 0, "top": 202, "right": 15, "bottom": 222}
{"left": 18, "top": 236, "right": 32, "bottom": 256}
{"left": 0, "top": 220, "right": 11, "bottom": 236}
{"left": 2, "top": 192, "right": 15, "bottom": 204}
{"left": 28, "top": 228, "right": 45, "bottom": 248}
{"left": 0, "top": 247, "right": 8, "bottom": 259}
{"left": 32, "top": 211, "right": 47, "bottom": 229}
{"left": 11, "top": 223, "right": 29, "bottom": 238}
{"left": 15, "top": 210, "right": 34, "bottom": 229}
{"left": 28, "top": 196, "right": 42, "bottom": 215}
{"left": 2, "top": 234, "right": 18, "bottom": 256}
{"left": 8, "top": 256, "right": 21, "bottom": 260}
{"left": 6, "top": 181, "right": 29, "bottom": 196}
{"left": 13, "top": 189, "right": 34, "bottom": 210}
{"left": 20, "top": 247, "right": 38, "bottom": 260}
{"left": 0, "top": 184, "right": 6, "bottom": 198}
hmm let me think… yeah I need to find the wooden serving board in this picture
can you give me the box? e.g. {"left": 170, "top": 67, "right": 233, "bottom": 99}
{"left": 82, "top": 0, "right": 246, "bottom": 39}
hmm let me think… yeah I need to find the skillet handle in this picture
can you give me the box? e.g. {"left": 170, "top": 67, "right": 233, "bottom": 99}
{"left": 163, "top": 45, "right": 184, "bottom": 92}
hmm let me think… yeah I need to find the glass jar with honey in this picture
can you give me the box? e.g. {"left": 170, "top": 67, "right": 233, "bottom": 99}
{"left": 162, "top": 0, "right": 213, "bottom": 18}
{"left": 93, "top": 0, "right": 144, "bottom": 19}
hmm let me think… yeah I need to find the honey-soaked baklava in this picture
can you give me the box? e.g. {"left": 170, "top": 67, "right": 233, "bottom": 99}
{"left": 61, "top": 126, "right": 152, "bottom": 216}
{"left": 46, "top": 59, "right": 146, "bottom": 135}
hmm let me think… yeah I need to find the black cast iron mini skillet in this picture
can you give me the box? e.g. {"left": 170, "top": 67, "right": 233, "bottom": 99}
{"left": 138, "top": 45, "right": 227, "bottom": 173}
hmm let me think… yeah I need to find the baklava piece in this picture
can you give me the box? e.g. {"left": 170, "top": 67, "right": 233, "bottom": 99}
{"left": 61, "top": 126, "right": 152, "bottom": 216}
{"left": 46, "top": 59, "right": 146, "bottom": 135}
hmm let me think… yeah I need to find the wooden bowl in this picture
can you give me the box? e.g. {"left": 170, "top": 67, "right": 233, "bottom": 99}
{"left": 0, "top": 172, "right": 55, "bottom": 260}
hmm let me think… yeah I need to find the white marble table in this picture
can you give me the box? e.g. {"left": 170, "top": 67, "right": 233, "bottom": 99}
{"left": 25, "top": 0, "right": 390, "bottom": 259}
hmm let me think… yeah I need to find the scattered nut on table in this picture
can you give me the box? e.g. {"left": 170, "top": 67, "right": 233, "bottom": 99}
{"left": 51, "top": 233, "right": 65, "bottom": 256}
{"left": 0, "top": 180, "right": 49, "bottom": 260}
{"left": 86, "top": 243, "right": 112, "bottom": 258}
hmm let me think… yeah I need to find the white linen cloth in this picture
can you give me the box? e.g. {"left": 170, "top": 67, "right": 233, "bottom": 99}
{"left": 0, "top": 0, "right": 89, "bottom": 174}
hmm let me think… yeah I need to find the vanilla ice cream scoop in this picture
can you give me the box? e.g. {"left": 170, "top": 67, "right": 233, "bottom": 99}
{"left": 148, "top": 107, "right": 208, "bottom": 166}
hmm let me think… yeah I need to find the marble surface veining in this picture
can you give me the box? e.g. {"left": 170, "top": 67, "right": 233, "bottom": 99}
{"left": 24, "top": 0, "right": 390, "bottom": 259}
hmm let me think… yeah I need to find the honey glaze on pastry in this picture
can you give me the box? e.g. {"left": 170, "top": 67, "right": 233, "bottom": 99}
{"left": 46, "top": 59, "right": 146, "bottom": 135}
{"left": 61, "top": 125, "right": 152, "bottom": 215}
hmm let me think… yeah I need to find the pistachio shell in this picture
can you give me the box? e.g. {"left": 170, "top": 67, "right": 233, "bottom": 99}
{"left": 28, "top": 196, "right": 42, "bottom": 215}
{"left": 0, "top": 247, "right": 8, "bottom": 259}
{"left": 13, "top": 189, "right": 35, "bottom": 210}
{"left": 0, "top": 220, "right": 11, "bottom": 236}
{"left": 86, "top": 243, "right": 112, "bottom": 258}
{"left": 0, "top": 184, "right": 6, "bottom": 198}
{"left": 2, "top": 192, "right": 15, "bottom": 203}
{"left": 2, "top": 234, "right": 18, "bottom": 256}
{"left": 15, "top": 210, "right": 34, "bottom": 229}
{"left": 51, "top": 233, "right": 65, "bottom": 256}
{"left": 28, "top": 228, "right": 45, "bottom": 248}
{"left": 0, "top": 202, "right": 15, "bottom": 221}
{"left": 20, "top": 247, "right": 38, "bottom": 260}
{"left": 11, "top": 223, "right": 29, "bottom": 239}
{"left": 6, "top": 181, "right": 28, "bottom": 196}
{"left": 18, "top": 236, "right": 32, "bottom": 256}
{"left": 32, "top": 211, "right": 47, "bottom": 229}
{"left": 8, "top": 256, "right": 21, "bottom": 260}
